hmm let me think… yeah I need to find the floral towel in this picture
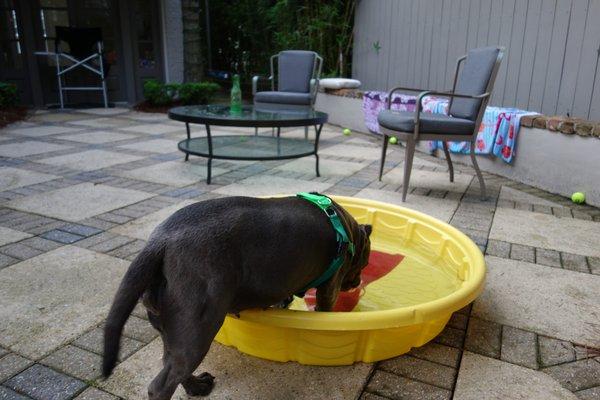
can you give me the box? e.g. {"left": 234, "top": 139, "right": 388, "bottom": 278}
{"left": 362, "top": 90, "right": 537, "bottom": 163}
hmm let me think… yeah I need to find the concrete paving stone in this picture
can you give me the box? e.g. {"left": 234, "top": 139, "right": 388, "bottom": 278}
{"left": 379, "top": 355, "right": 456, "bottom": 390}
{"left": 0, "top": 167, "right": 59, "bottom": 192}
{"left": 58, "top": 224, "right": 102, "bottom": 238}
{"left": 0, "top": 349, "right": 7, "bottom": 358}
{"left": 383, "top": 168, "right": 473, "bottom": 195}
{"left": 485, "top": 239, "right": 510, "bottom": 258}
{"left": 533, "top": 204, "right": 553, "bottom": 214}
{"left": 0, "top": 246, "right": 129, "bottom": 358}
{"left": 509, "top": 243, "right": 535, "bottom": 263}
{"left": 74, "top": 387, "right": 118, "bottom": 400}
{"left": 214, "top": 175, "right": 333, "bottom": 197}
{"left": 58, "top": 130, "right": 138, "bottom": 144}
{"left": 122, "top": 316, "right": 158, "bottom": 343}
{"left": 121, "top": 123, "right": 183, "bottom": 135}
{"left": 543, "top": 359, "right": 600, "bottom": 392}
{"left": 433, "top": 326, "right": 465, "bottom": 348}
{"left": 500, "top": 326, "right": 538, "bottom": 369}
{"left": 536, "top": 247, "right": 562, "bottom": 268}
{"left": 0, "top": 243, "right": 42, "bottom": 261}
{"left": 72, "top": 328, "right": 144, "bottom": 362}
{"left": 539, "top": 336, "right": 576, "bottom": 367}
{"left": 359, "top": 392, "right": 388, "bottom": 400}
{"left": 9, "top": 238, "right": 58, "bottom": 254}
{"left": 320, "top": 143, "right": 383, "bottom": 160}
{"left": 7, "top": 183, "right": 153, "bottom": 222}
{"left": 0, "top": 386, "right": 30, "bottom": 399}
{"left": 75, "top": 107, "right": 130, "bottom": 116}
{"left": 76, "top": 218, "right": 117, "bottom": 231}
{"left": 0, "top": 354, "right": 33, "bottom": 383}
{"left": 561, "top": 252, "right": 590, "bottom": 273}
{"left": 408, "top": 342, "right": 461, "bottom": 368}
{"left": 88, "top": 235, "right": 134, "bottom": 253}
{"left": 107, "top": 239, "right": 145, "bottom": 260}
{"left": 464, "top": 318, "right": 501, "bottom": 359}
{"left": 575, "top": 386, "right": 600, "bottom": 400}
{"left": 490, "top": 208, "right": 600, "bottom": 258}
{"left": 0, "top": 142, "right": 73, "bottom": 158}
{"left": 38, "top": 150, "right": 143, "bottom": 172}
{"left": 454, "top": 352, "right": 577, "bottom": 400}
{"left": 4, "top": 364, "right": 85, "bottom": 400}
{"left": 589, "top": 257, "right": 600, "bottom": 275}
{"left": 365, "top": 370, "right": 451, "bottom": 400}
{"left": 447, "top": 313, "right": 469, "bottom": 330}
{"left": 110, "top": 200, "right": 195, "bottom": 241}
{"left": 41, "top": 345, "right": 102, "bottom": 381}
{"left": 95, "top": 213, "right": 132, "bottom": 224}
{"left": 473, "top": 256, "right": 600, "bottom": 348}
{"left": 355, "top": 188, "right": 459, "bottom": 222}
{"left": 552, "top": 207, "right": 573, "bottom": 218}
{"left": 101, "top": 339, "right": 372, "bottom": 400}
{"left": 0, "top": 254, "right": 19, "bottom": 270}
{"left": 276, "top": 158, "right": 367, "bottom": 177}
{"left": 6, "top": 125, "right": 82, "bottom": 137}
{"left": 74, "top": 232, "right": 118, "bottom": 249}
{"left": 68, "top": 118, "right": 132, "bottom": 129}
{"left": 118, "top": 139, "right": 179, "bottom": 154}
{"left": 0, "top": 228, "right": 31, "bottom": 248}
{"left": 40, "top": 230, "right": 84, "bottom": 244}
{"left": 574, "top": 346, "right": 600, "bottom": 361}
{"left": 117, "top": 160, "right": 228, "bottom": 187}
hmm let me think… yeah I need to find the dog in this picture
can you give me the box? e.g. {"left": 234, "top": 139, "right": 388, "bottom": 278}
{"left": 102, "top": 195, "right": 372, "bottom": 400}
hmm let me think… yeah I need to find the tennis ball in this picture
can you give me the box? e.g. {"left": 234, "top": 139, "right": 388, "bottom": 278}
{"left": 343, "top": 128, "right": 351, "bottom": 136}
{"left": 389, "top": 136, "right": 398, "bottom": 145}
{"left": 571, "top": 192, "right": 585, "bottom": 204}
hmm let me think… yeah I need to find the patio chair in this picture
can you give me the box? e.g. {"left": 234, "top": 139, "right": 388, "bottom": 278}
{"left": 252, "top": 50, "right": 323, "bottom": 137}
{"left": 377, "top": 46, "right": 504, "bottom": 201}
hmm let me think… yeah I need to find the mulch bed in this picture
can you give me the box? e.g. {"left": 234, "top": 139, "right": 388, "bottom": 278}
{"left": 133, "top": 101, "right": 182, "bottom": 114}
{"left": 0, "top": 107, "right": 28, "bottom": 129}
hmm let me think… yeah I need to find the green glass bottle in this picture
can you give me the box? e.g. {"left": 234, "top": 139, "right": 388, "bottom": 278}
{"left": 230, "top": 74, "right": 242, "bottom": 114}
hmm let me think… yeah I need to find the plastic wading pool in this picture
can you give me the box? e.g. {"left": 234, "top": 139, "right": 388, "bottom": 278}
{"left": 214, "top": 196, "right": 486, "bottom": 365}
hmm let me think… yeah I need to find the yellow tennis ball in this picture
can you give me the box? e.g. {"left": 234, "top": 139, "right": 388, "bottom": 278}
{"left": 571, "top": 192, "right": 585, "bottom": 204}
{"left": 343, "top": 128, "right": 351, "bottom": 136}
{"left": 389, "top": 136, "right": 398, "bottom": 145}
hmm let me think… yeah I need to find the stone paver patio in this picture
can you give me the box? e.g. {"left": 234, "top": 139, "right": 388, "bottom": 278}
{"left": 0, "top": 108, "right": 599, "bottom": 400}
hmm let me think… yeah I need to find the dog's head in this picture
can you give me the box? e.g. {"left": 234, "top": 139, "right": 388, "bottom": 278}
{"left": 340, "top": 223, "right": 372, "bottom": 291}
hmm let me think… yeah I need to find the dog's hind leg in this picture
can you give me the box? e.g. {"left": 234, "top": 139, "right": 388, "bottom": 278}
{"left": 147, "top": 286, "right": 227, "bottom": 400}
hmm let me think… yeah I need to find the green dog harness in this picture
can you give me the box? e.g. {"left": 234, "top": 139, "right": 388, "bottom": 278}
{"left": 295, "top": 192, "right": 355, "bottom": 296}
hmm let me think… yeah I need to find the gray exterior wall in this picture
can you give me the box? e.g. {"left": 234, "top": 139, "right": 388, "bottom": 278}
{"left": 352, "top": 0, "right": 600, "bottom": 120}
{"left": 161, "top": 0, "right": 184, "bottom": 83}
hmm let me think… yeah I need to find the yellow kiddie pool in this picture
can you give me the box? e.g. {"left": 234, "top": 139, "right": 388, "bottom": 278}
{"left": 214, "top": 196, "right": 486, "bottom": 365}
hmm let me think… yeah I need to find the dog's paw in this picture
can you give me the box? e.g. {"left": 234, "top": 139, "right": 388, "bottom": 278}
{"left": 183, "top": 372, "right": 215, "bottom": 397}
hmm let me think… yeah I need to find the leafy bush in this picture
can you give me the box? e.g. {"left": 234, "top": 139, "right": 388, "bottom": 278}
{"left": 0, "top": 82, "right": 18, "bottom": 108}
{"left": 143, "top": 80, "right": 179, "bottom": 106}
{"left": 179, "top": 82, "right": 220, "bottom": 105}
{"left": 143, "top": 80, "right": 220, "bottom": 106}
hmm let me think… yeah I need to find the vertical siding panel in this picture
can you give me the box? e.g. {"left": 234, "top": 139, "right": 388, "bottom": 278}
{"left": 589, "top": 62, "right": 600, "bottom": 119}
{"left": 466, "top": 0, "right": 480, "bottom": 51}
{"left": 399, "top": 0, "right": 413, "bottom": 86}
{"left": 413, "top": 0, "right": 425, "bottom": 87}
{"left": 421, "top": 0, "right": 435, "bottom": 88}
{"left": 476, "top": 0, "right": 492, "bottom": 47}
{"left": 438, "top": 0, "right": 452, "bottom": 89}
{"left": 557, "top": 0, "right": 590, "bottom": 115}
{"left": 386, "top": 0, "right": 400, "bottom": 89}
{"left": 527, "top": 0, "right": 557, "bottom": 112}
{"left": 502, "top": 0, "right": 529, "bottom": 107}
{"left": 428, "top": 0, "right": 444, "bottom": 88}
{"left": 516, "top": 0, "right": 543, "bottom": 109}
{"left": 352, "top": 0, "right": 367, "bottom": 87}
{"left": 571, "top": 0, "right": 600, "bottom": 118}
{"left": 541, "top": 0, "right": 571, "bottom": 115}
{"left": 445, "top": 0, "right": 462, "bottom": 87}
{"left": 407, "top": 0, "right": 420, "bottom": 85}
{"left": 487, "top": 0, "right": 503, "bottom": 46}
{"left": 491, "top": 0, "right": 514, "bottom": 105}
{"left": 376, "top": 0, "right": 393, "bottom": 90}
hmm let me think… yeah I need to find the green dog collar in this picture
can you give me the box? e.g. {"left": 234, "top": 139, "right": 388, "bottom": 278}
{"left": 295, "top": 192, "right": 355, "bottom": 296}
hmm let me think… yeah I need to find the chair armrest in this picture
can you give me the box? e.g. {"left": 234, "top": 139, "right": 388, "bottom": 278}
{"left": 385, "top": 86, "right": 434, "bottom": 109}
{"left": 310, "top": 78, "right": 319, "bottom": 101}
{"left": 252, "top": 75, "right": 273, "bottom": 95}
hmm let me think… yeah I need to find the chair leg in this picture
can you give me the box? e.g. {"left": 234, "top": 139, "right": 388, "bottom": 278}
{"left": 254, "top": 127, "right": 258, "bottom": 136}
{"left": 469, "top": 141, "right": 486, "bottom": 200}
{"left": 402, "top": 139, "right": 416, "bottom": 202}
{"left": 304, "top": 126, "right": 308, "bottom": 140}
{"left": 442, "top": 142, "right": 454, "bottom": 182}
{"left": 378, "top": 134, "right": 389, "bottom": 181}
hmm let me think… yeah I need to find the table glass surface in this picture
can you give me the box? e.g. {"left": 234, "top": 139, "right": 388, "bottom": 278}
{"left": 169, "top": 104, "right": 327, "bottom": 123}
{"left": 178, "top": 135, "right": 315, "bottom": 159}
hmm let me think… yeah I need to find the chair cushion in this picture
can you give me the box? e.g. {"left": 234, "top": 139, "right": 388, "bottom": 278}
{"left": 378, "top": 110, "right": 475, "bottom": 135}
{"left": 254, "top": 91, "right": 312, "bottom": 105}
{"left": 449, "top": 46, "right": 500, "bottom": 120}
{"left": 278, "top": 50, "right": 316, "bottom": 93}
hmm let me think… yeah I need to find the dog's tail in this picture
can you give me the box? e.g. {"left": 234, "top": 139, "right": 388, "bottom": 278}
{"left": 102, "top": 244, "right": 163, "bottom": 377}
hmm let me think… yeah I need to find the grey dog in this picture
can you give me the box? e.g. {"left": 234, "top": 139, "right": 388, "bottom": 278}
{"left": 103, "top": 195, "right": 372, "bottom": 400}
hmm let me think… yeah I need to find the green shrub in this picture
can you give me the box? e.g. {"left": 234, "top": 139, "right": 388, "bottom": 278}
{"left": 143, "top": 79, "right": 179, "bottom": 106}
{"left": 178, "top": 82, "right": 220, "bottom": 105}
{"left": 0, "top": 82, "right": 18, "bottom": 108}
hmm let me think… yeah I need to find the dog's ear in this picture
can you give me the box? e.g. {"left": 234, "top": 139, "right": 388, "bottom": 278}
{"left": 362, "top": 224, "right": 373, "bottom": 237}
